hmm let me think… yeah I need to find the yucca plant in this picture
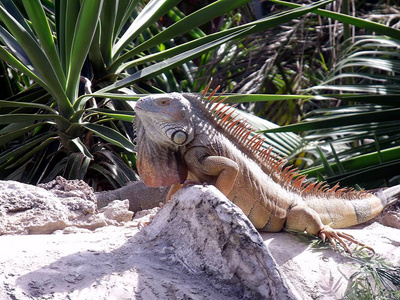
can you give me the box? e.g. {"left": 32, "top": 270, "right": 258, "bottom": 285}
{"left": 0, "top": 0, "right": 335, "bottom": 189}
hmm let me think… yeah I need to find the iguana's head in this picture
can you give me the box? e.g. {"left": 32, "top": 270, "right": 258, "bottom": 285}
{"left": 134, "top": 93, "right": 195, "bottom": 186}
{"left": 135, "top": 93, "right": 194, "bottom": 147}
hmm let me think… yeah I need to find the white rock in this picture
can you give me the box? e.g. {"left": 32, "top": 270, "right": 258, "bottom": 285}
{"left": 263, "top": 222, "right": 400, "bottom": 299}
{"left": 0, "top": 180, "right": 399, "bottom": 299}
{"left": 0, "top": 185, "right": 299, "bottom": 300}
{"left": 0, "top": 177, "right": 133, "bottom": 234}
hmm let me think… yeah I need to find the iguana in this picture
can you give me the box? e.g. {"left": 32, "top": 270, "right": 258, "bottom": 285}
{"left": 133, "top": 86, "right": 399, "bottom": 253}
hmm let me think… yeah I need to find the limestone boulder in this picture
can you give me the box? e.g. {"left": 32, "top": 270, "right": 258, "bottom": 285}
{"left": 0, "top": 179, "right": 399, "bottom": 299}
{"left": 0, "top": 177, "right": 133, "bottom": 235}
{"left": 1, "top": 184, "right": 298, "bottom": 300}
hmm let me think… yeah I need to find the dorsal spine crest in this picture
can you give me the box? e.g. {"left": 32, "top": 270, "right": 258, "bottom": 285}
{"left": 197, "top": 84, "right": 370, "bottom": 200}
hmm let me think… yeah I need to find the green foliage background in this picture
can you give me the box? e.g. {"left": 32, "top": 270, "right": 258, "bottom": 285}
{"left": 0, "top": 0, "right": 399, "bottom": 192}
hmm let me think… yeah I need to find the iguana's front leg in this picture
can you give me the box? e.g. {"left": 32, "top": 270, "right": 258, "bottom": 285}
{"left": 166, "top": 183, "right": 183, "bottom": 202}
{"left": 183, "top": 147, "right": 239, "bottom": 196}
{"left": 286, "top": 205, "right": 374, "bottom": 254}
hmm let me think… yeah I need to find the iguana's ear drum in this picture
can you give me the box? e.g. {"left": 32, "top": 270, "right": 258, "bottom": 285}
{"left": 136, "top": 137, "right": 188, "bottom": 187}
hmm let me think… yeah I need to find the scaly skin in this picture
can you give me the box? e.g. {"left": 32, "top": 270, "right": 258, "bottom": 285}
{"left": 134, "top": 92, "right": 397, "bottom": 253}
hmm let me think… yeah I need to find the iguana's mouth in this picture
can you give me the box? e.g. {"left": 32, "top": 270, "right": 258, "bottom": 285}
{"left": 134, "top": 99, "right": 144, "bottom": 110}
{"left": 133, "top": 102, "right": 147, "bottom": 115}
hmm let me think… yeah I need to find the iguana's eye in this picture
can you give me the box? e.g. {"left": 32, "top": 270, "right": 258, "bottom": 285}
{"left": 158, "top": 99, "right": 170, "bottom": 106}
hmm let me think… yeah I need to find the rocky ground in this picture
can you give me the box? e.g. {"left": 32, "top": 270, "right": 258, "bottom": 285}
{"left": 0, "top": 178, "right": 399, "bottom": 299}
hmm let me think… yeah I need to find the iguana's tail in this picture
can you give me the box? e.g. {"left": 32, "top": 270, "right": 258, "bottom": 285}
{"left": 373, "top": 184, "right": 400, "bottom": 208}
{"left": 304, "top": 185, "right": 400, "bottom": 229}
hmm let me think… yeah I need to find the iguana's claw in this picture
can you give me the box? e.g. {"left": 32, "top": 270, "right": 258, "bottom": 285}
{"left": 183, "top": 179, "right": 202, "bottom": 187}
{"left": 166, "top": 181, "right": 209, "bottom": 202}
{"left": 319, "top": 227, "right": 375, "bottom": 255}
